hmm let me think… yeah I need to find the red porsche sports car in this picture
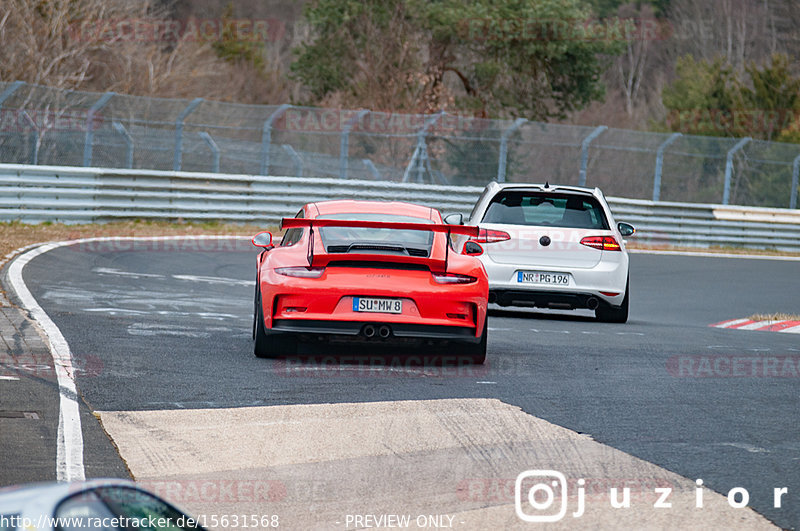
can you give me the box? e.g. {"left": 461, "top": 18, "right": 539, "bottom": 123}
{"left": 251, "top": 200, "right": 489, "bottom": 363}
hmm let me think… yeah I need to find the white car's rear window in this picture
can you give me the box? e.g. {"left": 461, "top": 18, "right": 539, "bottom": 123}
{"left": 482, "top": 192, "right": 609, "bottom": 229}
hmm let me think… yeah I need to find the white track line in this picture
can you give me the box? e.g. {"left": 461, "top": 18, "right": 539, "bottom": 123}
{"left": 5, "top": 235, "right": 251, "bottom": 482}
{"left": 8, "top": 243, "right": 85, "bottom": 482}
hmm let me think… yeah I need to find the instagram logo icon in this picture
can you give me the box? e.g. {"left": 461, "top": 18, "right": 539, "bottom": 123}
{"left": 515, "top": 470, "right": 569, "bottom": 522}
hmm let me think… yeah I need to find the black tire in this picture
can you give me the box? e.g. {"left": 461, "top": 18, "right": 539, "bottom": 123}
{"left": 462, "top": 319, "right": 488, "bottom": 365}
{"left": 596, "top": 278, "right": 629, "bottom": 324}
{"left": 252, "top": 282, "right": 259, "bottom": 340}
{"left": 253, "top": 293, "right": 297, "bottom": 358}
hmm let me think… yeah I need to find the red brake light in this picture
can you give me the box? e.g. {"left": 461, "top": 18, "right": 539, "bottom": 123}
{"left": 432, "top": 272, "right": 477, "bottom": 284}
{"left": 471, "top": 228, "right": 511, "bottom": 243}
{"left": 580, "top": 236, "right": 621, "bottom": 251}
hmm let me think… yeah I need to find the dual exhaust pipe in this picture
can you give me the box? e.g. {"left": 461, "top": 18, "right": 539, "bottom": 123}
{"left": 362, "top": 324, "right": 392, "bottom": 339}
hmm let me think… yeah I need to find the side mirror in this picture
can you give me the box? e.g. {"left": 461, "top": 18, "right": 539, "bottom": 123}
{"left": 462, "top": 241, "right": 484, "bottom": 256}
{"left": 618, "top": 222, "right": 635, "bottom": 237}
{"left": 444, "top": 213, "right": 464, "bottom": 225}
{"left": 252, "top": 231, "right": 273, "bottom": 248}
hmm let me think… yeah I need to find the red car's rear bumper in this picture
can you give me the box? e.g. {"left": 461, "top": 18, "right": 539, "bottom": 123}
{"left": 259, "top": 267, "right": 488, "bottom": 340}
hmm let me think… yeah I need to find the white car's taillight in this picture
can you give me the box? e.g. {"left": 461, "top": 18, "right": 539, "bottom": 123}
{"left": 471, "top": 228, "right": 511, "bottom": 243}
{"left": 275, "top": 267, "right": 326, "bottom": 278}
{"left": 580, "top": 236, "right": 621, "bottom": 251}
{"left": 432, "top": 272, "right": 477, "bottom": 284}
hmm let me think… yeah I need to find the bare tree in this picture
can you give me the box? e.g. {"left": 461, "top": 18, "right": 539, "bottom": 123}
{"left": 613, "top": 4, "right": 657, "bottom": 117}
{"left": 312, "top": 2, "right": 428, "bottom": 113}
{"left": 0, "top": 0, "right": 293, "bottom": 103}
{"left": 665, "top": 0, "right": 786, "bottom": 71}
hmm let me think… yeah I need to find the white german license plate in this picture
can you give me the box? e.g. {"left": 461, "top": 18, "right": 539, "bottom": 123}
{"left": 517, "top": 271, "right": 570, "bottom": 285}
{"left": 352, "top": 297, "right": 403, "bottom": 314}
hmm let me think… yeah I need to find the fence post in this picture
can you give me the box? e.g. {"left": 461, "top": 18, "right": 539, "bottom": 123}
{"left": 579, "top": 126, "right": 607, "bottom": 187}
{"left": 261, "top": 104, "right": 292, "bottom": 176}
{"left": 199, "top": 132, "right": 220, "bottom": 173}
{"left": 20, "top": 111, "right": 38, "bottom": 165}
{"left": 173, "top": 97, "right": 203, "bottom": 172}
{"left": 362, "top": 159, "right": 381, "bottom": 179}
{"left": 0, "top": 81, "right": 24, "bottom": 110}
{"left": 83, "top": 91, "right": 114, "bottom": 167}
{"left": 282, "top": 144, "right": 303, "bottom": 176}
{"left": 653, "top": 132, "right": 681, "bottom": 202}
{"left": 340, "top": 109, "right": 369, "bottom": 179}
{"left": 112, "top": 121, "right": 134, "bottom": 169}
{"left": 722, "top": 137, "right": 751, "bottom": 205}
{"left": 0, "top": 82, "right": 25, "bottom": 160}
{"left": 497, "top": 118, "right": 527, "bottom": 183}
{"left": 791, "top": 154, "right": 800, "bottom": 210}
{"left": 403, "top": 110, "right": 445, "bottom": 183}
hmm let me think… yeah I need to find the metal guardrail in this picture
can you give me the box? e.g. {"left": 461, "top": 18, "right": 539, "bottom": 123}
{"left": 2, "top": 164, "right": 799, "bottom": 252}
{"left": 2, "top": 81, "right": 800, "bottom": 209}
{"left": 604, "top": 198, "right": 800, "bottom": 251}
{"left": 0, "top": 164, "right": 478, "bottom": 222}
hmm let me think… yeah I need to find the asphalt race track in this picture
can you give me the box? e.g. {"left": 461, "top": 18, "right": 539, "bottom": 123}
{"left": 4, "top": 239, "right": 800, "bottom": 528}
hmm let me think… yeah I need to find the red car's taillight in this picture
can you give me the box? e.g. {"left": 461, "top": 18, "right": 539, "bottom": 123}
{"left": 580, "top": 236, "right": 621, "bottom": 251}
{"left": 471, "top": 228, "right": 511, "bottom": 243}
{"left": 432, "top": 272, "right": 478, "bottom": 284}
{"left": 275, "top": 267, "right": 326, "bottom": 278}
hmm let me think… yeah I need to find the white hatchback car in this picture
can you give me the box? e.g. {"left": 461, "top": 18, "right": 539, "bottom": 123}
{"left": 450, "top": 182, "right": 635, "bottom": 323}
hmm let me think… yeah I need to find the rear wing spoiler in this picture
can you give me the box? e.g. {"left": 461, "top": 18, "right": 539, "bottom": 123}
{"left": 279, "top": 218, "right": 480, "bottom": 270}
{"left": 280, "top": 218, "right": 479, "bottom": 236}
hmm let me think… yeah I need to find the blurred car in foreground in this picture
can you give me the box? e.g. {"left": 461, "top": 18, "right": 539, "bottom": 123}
{"left": 252, "top": 200, "right": 489, "bottom": 363}
{"left": 450, "top": 182, "right": 635, "bottom": 323}
{"left": 0, "top": 479, "right": 204, "bottom": 530}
